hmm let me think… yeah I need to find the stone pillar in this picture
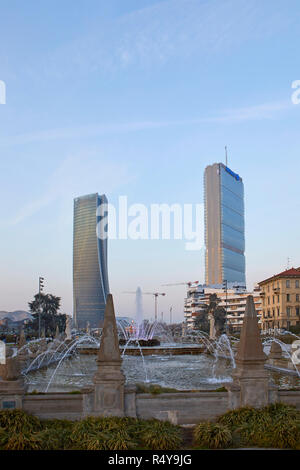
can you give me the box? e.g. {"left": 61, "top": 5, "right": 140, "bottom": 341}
{"left": 55, "top": 325, "right": 60, "bottom": 340}
{"left": 0, "top": 347, "right": 27, "bottom": 410}
{"left": 39, "top": 328, "right": 47, "bottom": 351}
{"left": 227, "top": 295, "right": 277, "bottom": 408}
{"left": 269, "top": 341, "right": 283, "bottom": 360}
{"left": 65, "top": 316, "right": 72, "bottom": 341}
{"left": 209, "top": 313, "right": 216, "bottom": 340}
{"left": 17, "top": 327, "right": 28, "bottom": 370}
{"left": 92, "top": 294, "right": 125, "bottom": 416}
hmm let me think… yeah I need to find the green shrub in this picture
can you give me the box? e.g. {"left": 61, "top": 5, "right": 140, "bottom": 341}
{"left": 136, "top": 383, "right": 179, "bottom": 394}
{"left": 70, "top": 416, "right": 138, "bottom": 450}
{"left": 41, "top": 418, "right": 74, "bottom": 431}
{"left": 263, "top": 403, "right": 299, "bottom": 422}
{"left": 139, "top": 419, "right": 182, "bottom": 450}
{"left": 1, "top": 432, "right": 43, "bottom": 450}
{"left": 35, "top": 427, "right": 73, "bottom": 450}
{"left": 217, "top": 407, "right": 261, "bottom": 429}
{"left": 267, "top": 421, "right": 300, "bottom": 449}
{"left": 217, "top": 403, "right": 300, "bottom": 449}
{"left": 194, "top": 422, "right": 232, "bottom": 449}
{"left": 0, "top": 409, "right": 41, "bottom": 433}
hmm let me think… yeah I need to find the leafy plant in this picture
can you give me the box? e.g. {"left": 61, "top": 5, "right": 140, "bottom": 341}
{"left": 140, "top": 419, "right": 182, "bottom": 450}
{"left": 136, "top": 383, "right": 179, "bottom": 394}
{"left": 2, "top": 432, "right": 43, "bottom": 450}
{"left": 194, "top": 422, "right": 232, "bottom": 449}
{"left": 267, "top": 421, "right": 300, "bottom": 449}
{"left": 263, "top": 402, "right": 299, "bottom": 422}
{"left": 0, "top": 409, "right": 41, "bottom": 433}
{"left": 217, "top": 406, "right": 262, "bottom": 429}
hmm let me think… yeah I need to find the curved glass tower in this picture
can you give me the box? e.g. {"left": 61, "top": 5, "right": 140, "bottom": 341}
{"left": 73, "top": 193, "right": 109, "bottom": 328}
{"left": 204, "top": 163, "right": 246, "bottom": 287}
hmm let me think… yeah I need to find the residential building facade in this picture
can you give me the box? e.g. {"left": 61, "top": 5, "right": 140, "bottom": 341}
{"left": 184, "top": 283, "right": 262, "bottom": 332}
{"left": 258, "top": 268, "right": 300, "bottom": 330}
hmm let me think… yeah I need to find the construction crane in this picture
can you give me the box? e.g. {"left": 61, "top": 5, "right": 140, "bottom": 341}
{"left": 162, "top": 281, "right": 199, "bottom": 287}
{"left": 143, "top": 292, "right": 166, "bottom": 322}
{"left": 123, "top": 291, "right": 166, "bottom": 322}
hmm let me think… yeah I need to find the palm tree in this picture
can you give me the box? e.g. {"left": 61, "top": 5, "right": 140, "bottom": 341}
{"left": 194, "top": 293, "right": 226, "bottom": 336}
{"left": 28, "top": 293, "right": 66, "bottom": 336}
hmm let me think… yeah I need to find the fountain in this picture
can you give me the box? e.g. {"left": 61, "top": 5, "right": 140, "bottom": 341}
{"left": 14, "top": 292, "right": 299, "bottom": 395}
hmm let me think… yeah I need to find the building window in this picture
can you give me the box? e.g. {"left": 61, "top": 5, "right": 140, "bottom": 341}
{"left": 287, "top": 307, "right": 291, "bottom": 317}
{"left": 286, "top": 280, "right": 290, "bottom": 288}
{"left": 296, "top": 307, "right": 300, "bottom": 316}
{"left": 296, "top": 280, "right": 300, "bottom": 288}
{"left": 287, "top": 294, "right": 290, "bottom": 302}
{"left": 296, "top": 294, "right": 300, "bottom": 302}
{"left": 272, "top": 296, "right": 275, "bottom": 304}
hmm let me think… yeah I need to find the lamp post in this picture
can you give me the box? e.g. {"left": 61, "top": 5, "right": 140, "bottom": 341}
{"left": 38, "top": 276, "right": 44, "bottom": 338}
{"left": 222, "top": 279, "right": 228, "bottom": 333}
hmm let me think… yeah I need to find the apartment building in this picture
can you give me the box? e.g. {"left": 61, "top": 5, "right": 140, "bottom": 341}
{"left": 184, "top": 284, "right": 262, "bottom": 332}
{"left": 258, "top": 268, "right": 300, "bottom": 330}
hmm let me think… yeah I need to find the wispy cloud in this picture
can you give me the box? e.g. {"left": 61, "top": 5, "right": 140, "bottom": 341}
{"left": 8, "top": 153, "right": 135, "bottom": 225}
{"left": 40, "top": 0, "right": 296, "bottom": 77}
{"left": 0, "top": 99, "right": 293, "bottom": 147}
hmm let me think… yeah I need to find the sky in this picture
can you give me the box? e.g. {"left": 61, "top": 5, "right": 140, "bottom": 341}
{"left": 0, "top": 0, "right": 300, "bottom": 322}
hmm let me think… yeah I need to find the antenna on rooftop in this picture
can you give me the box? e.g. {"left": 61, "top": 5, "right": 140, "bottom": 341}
{"left": 225, "top": 146, "right": 228, "bottom": 167}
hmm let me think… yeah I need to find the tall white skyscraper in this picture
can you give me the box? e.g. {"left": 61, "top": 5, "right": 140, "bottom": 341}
{"left": 204, "top": 163, "right": 246, "bottom": 287}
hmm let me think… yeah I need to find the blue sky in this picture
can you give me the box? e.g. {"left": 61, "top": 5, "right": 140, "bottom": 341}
{"left": 0, "top": 0, "right": 300, "bottom": 322}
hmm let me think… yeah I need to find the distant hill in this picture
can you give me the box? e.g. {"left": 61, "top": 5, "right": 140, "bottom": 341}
{"left": 0, "top": 310, "right": 32, "bottom": 322}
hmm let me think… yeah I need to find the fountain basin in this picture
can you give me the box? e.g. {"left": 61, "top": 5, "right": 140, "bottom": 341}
{"left": 77, "top": 344, "right": 206, "bottom": 356}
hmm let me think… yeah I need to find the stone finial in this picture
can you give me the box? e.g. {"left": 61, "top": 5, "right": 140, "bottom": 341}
{"left": 92, "top": 294, "right": 125, "bottom": 416}
{"left": 269, "top": 340, "right": 282, "bottom": 359}
{"left": 227, "top": 295, "right": 275, "bottom": 409}
{"left": 18, "top": 328, "right": 26, "bottom": 350}
{"left": 55, "top": 325, "right": 60, "bottom": 340}
{"left": 209, "top": 313, "right": 216, "bottom": 340}
{"left": 65, "top": 316, "right": 72, "bottom": 340}
{"left": 0, "top": 347, "right": 20, "bottom": 381}
{"left": 235, "top": 295, "right": 266, "bottom": 365}
{"left": 96, "top": 294, "right": 121, "bottom": 364}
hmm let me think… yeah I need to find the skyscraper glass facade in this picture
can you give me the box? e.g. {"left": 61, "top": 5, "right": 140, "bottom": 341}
{"left": 73, "top": 193, "right": 109, "bottom": 328}
{"left": 205, "top": 163, "right": 246, "bottom": 286}
{"left": 220, "top": 165, "right": 245, "bottom": 284}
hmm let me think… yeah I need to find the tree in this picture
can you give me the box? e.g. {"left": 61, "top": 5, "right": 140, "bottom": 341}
{"left": 194, "top": 312, "right": 210, "bottom": 333}
{"left": 194, "top": 293, "right": 226, "bottom": 336}
{"left": 27, "top": 293, "right": 66, "bottom": 336}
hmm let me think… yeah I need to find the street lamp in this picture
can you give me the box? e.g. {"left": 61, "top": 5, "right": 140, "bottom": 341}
{"left": 38, "top": 276, "right": 44, "bottom": 338}
{"left": 222, "top": 279, "right": 228, "bottom": 332}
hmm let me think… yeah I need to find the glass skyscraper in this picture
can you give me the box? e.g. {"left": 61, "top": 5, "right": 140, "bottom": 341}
{"left": 73, "top": 193, "right": 109, "bottom": 328}
{"left": 204, "top": 163, "right": 246, "bottom": 287}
